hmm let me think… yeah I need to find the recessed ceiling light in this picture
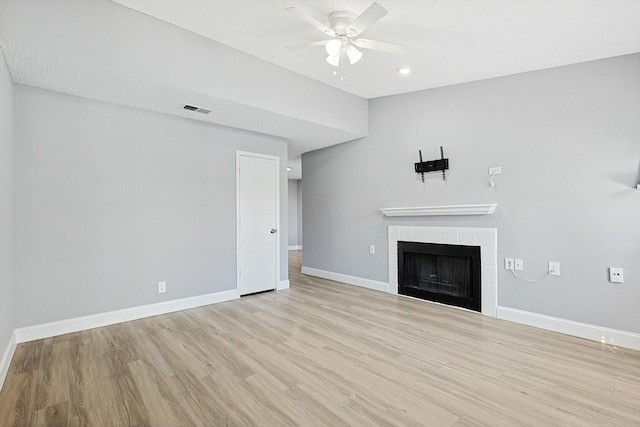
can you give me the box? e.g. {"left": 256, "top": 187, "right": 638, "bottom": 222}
{"left": 287, "top": 167, "right": 292, "bottom": 171}
{"left": 398, "top": 67, "right": 411, "bottom": 75}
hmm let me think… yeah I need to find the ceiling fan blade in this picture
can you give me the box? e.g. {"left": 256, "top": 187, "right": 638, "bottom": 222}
{"left": 354, "top": 38, "right": 407, "bottom": 55}
{"left": 286, "top": 40, "right": 328, "bottom": 50}
{"left": 347, "top": 3, "right": 388, "bottom": 37}
{"left": 286, "top": 7, "right": 336, "bottom": 37}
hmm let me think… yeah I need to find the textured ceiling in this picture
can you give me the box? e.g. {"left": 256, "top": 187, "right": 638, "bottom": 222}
{"left": 2, "top": 0, "right": 639, "bottom": 180}
{"left": 113, "top": 0, "right": 640, "bottom": 99}
{"left": 0, "top": 40, "right": 358, "bottom": 161}
{"left": 0, "top": 0, "right": 370, "bottom": 180}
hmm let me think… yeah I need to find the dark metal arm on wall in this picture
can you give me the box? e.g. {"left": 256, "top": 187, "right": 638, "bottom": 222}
{"left": 415, "top": 146, "right": 449, "bottom": 181}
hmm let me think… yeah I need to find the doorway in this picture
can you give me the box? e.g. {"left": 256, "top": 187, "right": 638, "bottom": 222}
{"left": 236, "top": 151, "right": 280, "bottom": 295}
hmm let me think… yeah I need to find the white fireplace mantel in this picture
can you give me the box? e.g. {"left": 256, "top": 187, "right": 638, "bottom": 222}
{"left": 380, "top": 203, "right": 497, "bottom": 217}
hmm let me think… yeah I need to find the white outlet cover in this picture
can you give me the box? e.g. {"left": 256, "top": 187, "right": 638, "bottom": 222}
{"left": 609, "top": 268, "right": 624, "bottom": 283}
{"left": 504, "top": 258, "right": 514, "bottom": 270}
{"left": 158, "top": 281, "right": 167, "bottom": 293}
{"left": 369, "top": 245, "right": 375, "bottom": 254}
{"left": 549, "top": 262, "right": 560, "bottom": 276}
{"left": 488, "top": 167, "right": 502, "bottom": 175}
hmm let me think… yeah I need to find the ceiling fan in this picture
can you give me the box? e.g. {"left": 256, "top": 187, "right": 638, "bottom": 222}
{"left": 286, "top": 2, "right": 407, "bottom": 67}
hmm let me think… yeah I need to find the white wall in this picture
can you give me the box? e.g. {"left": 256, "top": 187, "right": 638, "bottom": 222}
{"left": 302, "top": 54, "right": 640, "bottom": 334}
{"left": 0, "top": 49, "right": 15, "bottom": 365}
{"left": 12, "top": 86, "right": 288, "bottom": 328}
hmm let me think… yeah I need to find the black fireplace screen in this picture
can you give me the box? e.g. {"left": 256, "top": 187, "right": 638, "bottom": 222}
{"left": 398, "top": 241, "right": 481, "bottom": 312}
{"left": 403, "top": 253, "right": 471, "bottom": 297}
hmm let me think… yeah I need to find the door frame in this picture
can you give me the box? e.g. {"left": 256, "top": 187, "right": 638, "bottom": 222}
{"left": 236, "top": 150, "right": 280, "bottom": 294}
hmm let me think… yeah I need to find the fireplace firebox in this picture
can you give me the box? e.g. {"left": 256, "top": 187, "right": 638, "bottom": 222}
{"left": 398, "top": 241, "right": 481, "bottom": 312}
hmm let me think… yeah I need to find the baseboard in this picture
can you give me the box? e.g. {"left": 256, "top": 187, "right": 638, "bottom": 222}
{"left": 277, "top": 280, "right": 290, "bottom": 290}
{"left": 288, "top": 245, "right": 302, "bottom": 251}
{"left": 497, "top": 306, "right": 640, "bottom": 351}
{"left": 15, "top": 289, "right": 240, "bottom": 344}
{"left": 0, "top": 331, "right": 17, "bottom": 391}
{"left": 301, "top": 266, "right": 389, "bottom": 293}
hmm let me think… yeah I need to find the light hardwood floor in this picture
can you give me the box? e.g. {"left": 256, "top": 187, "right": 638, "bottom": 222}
{"left": 1, "top": 250, "right": 639, "bottom": 426}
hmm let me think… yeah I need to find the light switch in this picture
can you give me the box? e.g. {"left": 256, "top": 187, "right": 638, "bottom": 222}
{"left": 549, "top": 262, "right": 560, "bottom": 276}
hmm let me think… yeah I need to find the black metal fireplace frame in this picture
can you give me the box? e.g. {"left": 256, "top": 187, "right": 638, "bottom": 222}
{"left": 398, "top": 241, "right": 481, "bottom": 312}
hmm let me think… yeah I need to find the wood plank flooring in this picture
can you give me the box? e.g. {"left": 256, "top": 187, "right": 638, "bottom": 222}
{"left": 1, "top": 250, "right": 639, "bottom": 426}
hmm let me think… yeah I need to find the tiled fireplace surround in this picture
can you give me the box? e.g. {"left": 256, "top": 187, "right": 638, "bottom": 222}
{"left": 388, "top": 226, "right": 498, "bottom": 317}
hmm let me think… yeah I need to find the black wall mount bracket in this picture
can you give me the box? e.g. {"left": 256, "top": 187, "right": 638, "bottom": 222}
{"left": 415, "top": 146, "right": 449, "bottom": 182}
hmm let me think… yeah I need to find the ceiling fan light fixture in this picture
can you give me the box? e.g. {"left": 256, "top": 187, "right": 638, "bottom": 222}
{"left": 346, "top": 45, "right": 363, "bottom": 65}
{"left": 287, "top": 3, "right": 404, "bottom": 68}
{"left": 325, "top": 39, "right": 342, "bottom": 56}
{"left": 326, "top": 54, "right": 340, "bottom": 67}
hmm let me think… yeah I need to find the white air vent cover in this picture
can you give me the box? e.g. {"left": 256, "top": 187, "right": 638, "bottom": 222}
{"left": 182, "top": 104, "right": 210, "bottom": 114}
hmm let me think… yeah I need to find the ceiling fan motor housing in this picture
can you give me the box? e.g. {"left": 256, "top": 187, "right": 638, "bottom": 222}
{"left": 328, "top": 11, "right": 357, "bottom": 35}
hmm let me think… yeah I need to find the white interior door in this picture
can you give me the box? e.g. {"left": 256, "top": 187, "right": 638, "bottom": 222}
{"left": 237, "top": 152, "right": 279, "bottom": 295}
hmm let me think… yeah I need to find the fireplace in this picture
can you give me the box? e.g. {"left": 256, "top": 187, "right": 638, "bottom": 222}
{"left": 388, "top": 226, "right": 498, "bottom": 316}
{"left": 398, "top": 241, "right": 481, "bottom": 312}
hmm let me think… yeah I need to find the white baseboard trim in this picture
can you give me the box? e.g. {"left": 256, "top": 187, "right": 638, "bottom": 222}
{"left": 301, "top": 266, "right": 389, "bottom": 293}
{"left": 497, "top": 306, "right": 640, "bottom": 351}
{"left": 0, "top": 331, "right": 17, "bottom": 391}
{"left": 277, "top": 280, "right": 290, "bottom": 290}
{"left": 288, "top": 245, "right": 302, "bottom": 251}
{"left": 15, "top": 289, "right": 240, "bottom": 344}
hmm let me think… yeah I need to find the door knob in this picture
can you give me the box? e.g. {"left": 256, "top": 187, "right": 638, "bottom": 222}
{"left": 270, "top": 229, "right": 277, "bottom": 234}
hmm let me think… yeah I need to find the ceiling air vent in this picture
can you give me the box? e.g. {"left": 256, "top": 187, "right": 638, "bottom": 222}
{"left": 182, "top": 104, "right": 211, "bottom": 114}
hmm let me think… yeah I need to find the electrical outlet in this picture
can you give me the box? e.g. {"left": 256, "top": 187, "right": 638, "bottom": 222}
{"left": 609, "top": 268, "right": 624, "bottom": 283}
{"left": 488, "top": 167, "right": 502, "bottom": 175}
{"left": 505, "top": 258, "right": 514, "bottom": 270}
{"left": 515, "top": 259, "right": 523, "bottom": 271}
{"left": 158, "top": 281, "right": 166, "bottom": 293}
{"left": 548, "top": 262, "right": 560, "bottom": 276}
{"left": 369, "top": 245, "right": 375, "bottom": 254}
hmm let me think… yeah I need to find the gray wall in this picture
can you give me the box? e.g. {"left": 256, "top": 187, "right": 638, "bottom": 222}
{"left": 303, "top": 54, "right": 640, "bottom": 334}
{"left": 288, "top": 180, "right": 299, "bottom": 247}
{"left": 0, "top": 50, "right": 15, "bottom": 357}
{"left": 297, "top": 180, "right": 303, "bottom": 248}
{"left": 13, "top": 85, "right": 288, "bottom": 328}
